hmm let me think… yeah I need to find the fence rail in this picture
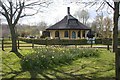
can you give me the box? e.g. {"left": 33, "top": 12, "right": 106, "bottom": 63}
{"left": 1, "top": 37, "right": 120, "bottom": 51}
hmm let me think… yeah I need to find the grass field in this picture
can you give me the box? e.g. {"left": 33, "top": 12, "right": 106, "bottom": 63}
{"left": 1, "top": 47, "right": 115, "bottom": 80}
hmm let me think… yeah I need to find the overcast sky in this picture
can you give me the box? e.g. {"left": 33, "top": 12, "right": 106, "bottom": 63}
{"left": 1, "top": 0, "right": 119, "bottom": 28}
{"left": 17, "top": 0, "right": 115, "bottom": 26}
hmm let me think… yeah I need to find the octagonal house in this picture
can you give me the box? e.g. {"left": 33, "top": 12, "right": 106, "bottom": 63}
{"left": 46, "top": 7, "right": 90, "bottom": 39}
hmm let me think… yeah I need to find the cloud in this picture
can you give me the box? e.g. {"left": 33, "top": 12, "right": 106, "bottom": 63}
{"left": 0, "top": 0, "right": 116, "bottom": 27}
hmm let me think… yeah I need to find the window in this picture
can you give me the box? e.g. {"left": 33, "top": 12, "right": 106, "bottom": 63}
{"left": 78, "top": 31, "right": 81, "bottom": 37}
{"left": 55, "top": 31, "right": 59, "bottom": 37}
{"left": 82, "top": 31, "right": 85, "bottom": 37}
{"left": 42, "top": 31, "right": 50, "bottom": 37}
{"left": 47, "top": 31, "right": 50, "bottom": 37}
{"left": 72, "top": 31, "right": 76, "bottom": 39}
{"left": 64, "top": 31, "right": 68, "bottom": 37}
{"left": 68, "top": 19, "right": 78, "bottom": 25}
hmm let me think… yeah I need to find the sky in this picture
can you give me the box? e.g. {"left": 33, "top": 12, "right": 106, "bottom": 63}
{"left": 17, "top": 0, "right": 114, "bottom": 26}
{"left": 0, "top": 0, "right": 120, "bottom": 29}
{"left": 18, "top": 0, "right": 82, "bottom": 25}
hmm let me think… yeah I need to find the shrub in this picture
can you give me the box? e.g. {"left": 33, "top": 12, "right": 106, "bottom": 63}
{"left": 95, "top": 38, "right": 112, "bottom": 45}
{"left": 95, "top": 39, "right": 102, "bottom": 44}
{"left": 19, "top": 38, "right": 88, "bottom": 45}
{"left": 21, "top": 47, "right": 100, "bottom": 72}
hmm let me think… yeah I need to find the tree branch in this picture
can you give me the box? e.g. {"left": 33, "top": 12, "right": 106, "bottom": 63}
{"left": 9, "top": 1, "right": 13, "bottom": 24}
{"left": 104, "top": 1, "right": 115, "bottom": 10}
{"left": 90, "top": 2, "right": 97, "bottom": 8}
{"left": 0, "top": 0, "right": 52, "bottom": 26}
{"left": 96, "top": 2, "right": 105, "bottom": 12}
{"left": 13, "top": 2, "right": 24, "bottom": 26}
{"left": 20, "top": 14, "right": 35, "bottom": 18}
{"left": 12, "top": 1, "right": 22, "bottom": 17}
{"left": 20, "top": 8, "right": 41, "bottom": 18}
{"left": 0, "top": 11, "right": 5, "bottom": 16}
{"left": 25, "top": 1, "right": 46, "bottom": 6}
{"left": 0, "top": 1, "right": 10, "bottom": 25}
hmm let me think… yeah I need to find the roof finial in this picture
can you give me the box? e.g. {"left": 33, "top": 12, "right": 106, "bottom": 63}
{"left": 67, "top": 7, "right": 70, "bottom": 15}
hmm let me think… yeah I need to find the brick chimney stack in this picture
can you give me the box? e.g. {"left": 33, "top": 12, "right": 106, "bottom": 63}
{"left": 67, "top": 7, "right": 70, "bottom": 15}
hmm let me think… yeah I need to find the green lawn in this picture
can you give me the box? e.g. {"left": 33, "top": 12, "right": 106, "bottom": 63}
{"left": 1, "top": 47, "right": 115, "bottom": 80}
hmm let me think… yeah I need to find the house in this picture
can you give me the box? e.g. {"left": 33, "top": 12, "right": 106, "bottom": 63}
{"left": 46, "top": 7, "right": 90, "bottom": 39}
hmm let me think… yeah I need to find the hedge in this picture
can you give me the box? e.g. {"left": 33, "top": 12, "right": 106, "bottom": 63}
{"left": 19, "top": 38, "right": 88, "bottom": 45}
{"left": 95, "top": 38, "right": 120, "bottom": 45}
{"left": 19, "top": 37, "right": 120, "bottom": 45}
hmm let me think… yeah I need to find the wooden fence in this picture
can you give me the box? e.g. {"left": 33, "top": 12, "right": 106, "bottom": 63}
{"left": 0, "top": 38, "right": 88, "bottom": 50}
{"left": 0, "top": 38, "right": 37, "bottom": 50}
{"left": 0, "top": 37, "right": 120, "bottom": 51}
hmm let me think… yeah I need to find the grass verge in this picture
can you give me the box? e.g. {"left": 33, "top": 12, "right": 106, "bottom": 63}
{"left": 2, "top": 47, "right": 115, "bottom": 79}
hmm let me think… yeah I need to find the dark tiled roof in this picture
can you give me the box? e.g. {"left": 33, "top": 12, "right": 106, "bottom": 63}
{"left": 46, "top": 15, "right": 90, "bottom": 30}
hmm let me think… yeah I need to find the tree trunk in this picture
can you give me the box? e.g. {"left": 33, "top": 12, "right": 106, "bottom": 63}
{"left": 11, "top": 28, "right": 18, "bottom": 52}
{"left": 113, "top": 2, "right": 120, "bottom": 80}
{"left": 9, "top": 25, "right": 23, "bottom": 58}
{"left": 113, "top": 3, "right": 119, "bottom": 52}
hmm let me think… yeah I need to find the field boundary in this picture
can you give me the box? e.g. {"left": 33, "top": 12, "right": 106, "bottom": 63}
{"left": 1, "top": 37, "right": 120, "bottom": 50}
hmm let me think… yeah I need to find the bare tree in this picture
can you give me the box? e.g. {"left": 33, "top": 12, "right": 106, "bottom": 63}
{"left": 0, "top": 0, "right": 51, "bottom": 58}
{"left": 103, "top": 16, "right": 113, "bottom": 38}
{"left": 91, "top": 16, "right": 113, "bottom": 39}
{"left": 91, "top": 21, "right": 101, "bottom": 38}
{"left": 74, "top": 9, "right": 89, "bottom": 25}
{"left": 37, "top": 21, "right": 47, "bottom": 31}
{"left": 91, "top": 21, "right": 98, "bottom": 32}
{"left": 94, "top": 14, "right": 113, "bottom": 38}
{"left": 95, "top": 13, "right": 104, "bottom": 38}
{"left": 102, "top": 16, "right": 113, "bottom": 50}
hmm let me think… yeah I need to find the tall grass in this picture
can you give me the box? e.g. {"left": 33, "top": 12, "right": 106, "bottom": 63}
{"left": 21, "top": 47, "right": 100, "bottom": 72}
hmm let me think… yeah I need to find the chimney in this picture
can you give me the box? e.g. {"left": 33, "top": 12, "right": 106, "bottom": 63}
{"left": 67, "top": 7, "right": 70, "bottom": 15}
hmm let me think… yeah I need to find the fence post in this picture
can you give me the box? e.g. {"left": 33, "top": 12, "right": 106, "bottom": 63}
{"left": 18, "top": 39, "right": 20, "bottom": 49}
{"left": 2, "top": 37, "right": 4, "bottom": 51}
{"left": 90, "top": 38, "right": 93, "bottom": 48}
{"left": 107, "top": 38, "right": 110, "bottom": 50}
{"left": 32, "top": 39, "right": 34, "bottom": 48}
